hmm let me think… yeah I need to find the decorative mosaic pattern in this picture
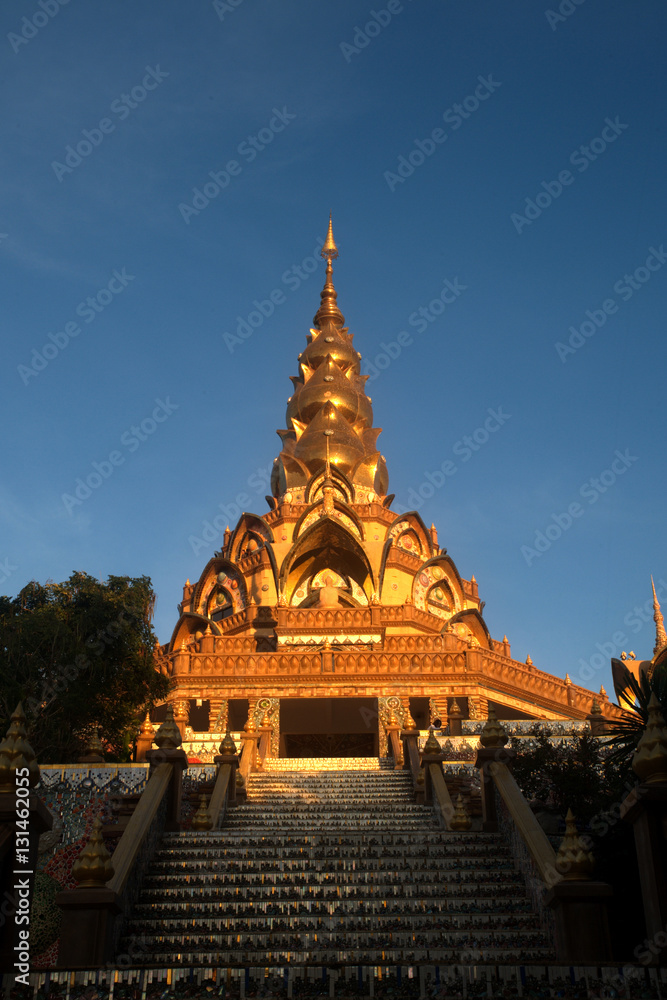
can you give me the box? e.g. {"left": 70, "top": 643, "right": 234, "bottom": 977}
{"left": 31, "top": 765, "right": 150, "bottom": 968}
{"left": 461, "top": 719, "right": 590, "bottom": 736}
{"left": 14, "top": 966, "right": 667, "bottom": 1000}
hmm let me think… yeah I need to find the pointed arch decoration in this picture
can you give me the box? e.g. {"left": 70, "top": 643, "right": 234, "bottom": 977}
{"left": 278, "top": 515, "right": 375, "bottom": 605}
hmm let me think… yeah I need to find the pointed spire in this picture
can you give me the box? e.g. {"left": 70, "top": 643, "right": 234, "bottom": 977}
{"left": 191, "top": 794, "right": 212, "bottom": 831}
{"left": 480, "top": 706, "right": 508, "bottom": 748}
{"left": 0, "top": 703, "right": 40, "bottom": 791}
{"left": 556, "top": 809, "right": 595, "bottom": 880}
{"left": 72, "top": 818, "right": 114, "bottom": 887}
{"left": 322, "top": 213, "right": 338, "bottom": 260}
{"left": 652, "top": 576, "right": 667, "bottom": 656}
{"left": 313, "top": 215, "right": 344, "bottom": 328}
{"left": 450, "top": 794, "right": 472, "bottom": 831}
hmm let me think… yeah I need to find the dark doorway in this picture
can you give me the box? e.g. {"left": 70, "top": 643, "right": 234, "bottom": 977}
{"left": 279, "top": 697, "right": 379, "bottom": 757}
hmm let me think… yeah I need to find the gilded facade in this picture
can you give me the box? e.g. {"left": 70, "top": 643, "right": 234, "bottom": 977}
{"left": 155, "top": 219, "right": 622, "bottom": 754}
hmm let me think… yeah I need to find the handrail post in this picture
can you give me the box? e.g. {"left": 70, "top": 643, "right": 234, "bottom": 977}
{"left": 145, "top": 747, "right": 188, "bottom": 831}
{"left": 240, "top": 731, "right": 261, "bottom": 779}
{"left": 400, "top": 728, "right": 422, "bottom": 799}
{"left": 386, "top": 722, "right": 403, "bottom": 768}
{"left": 258, "top": 723, "right": 272, "bottom": 762}
{"left": 474, "top": 745, "right": 514, "bottom": 832}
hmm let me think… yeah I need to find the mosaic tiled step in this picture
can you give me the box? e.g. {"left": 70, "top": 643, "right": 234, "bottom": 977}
{"left": 121, "top": 765, "right": 553, "bottom": 966}
{"left": 261, "top": 757, "right": 392, "bottom": 771}
{"left": 132, "top": 945, "right": 550, "bottom": 965}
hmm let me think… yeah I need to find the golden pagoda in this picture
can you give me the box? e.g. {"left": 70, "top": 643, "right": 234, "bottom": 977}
{"left": 156, "top": 219, "right": 623, "bottom": 756}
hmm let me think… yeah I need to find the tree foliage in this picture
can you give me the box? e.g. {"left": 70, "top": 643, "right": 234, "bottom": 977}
{"left": 510, "top": 728, "right": 629, "bottom": 822}
{"left": 0, "top": 572, "right": 170, "bottom": 763}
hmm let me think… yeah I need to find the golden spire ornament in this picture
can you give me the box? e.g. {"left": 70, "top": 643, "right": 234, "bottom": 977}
{"left": 450, "top": 794, "right": 472, "bottom": 831}
{"left": 191, "top": 794, "right": 212, "bottom": 831}
{"left": 423, "top": 726, "right": 441, "bottom": 753}
{"left": 480, "top": 706, "right": 508, "bottom": 748}
{"left": 555, "top": 809, "right": 594, "bottom": 880}
{"left": 0, "top": 703, "right": 40, "bottom": 791}
{"left": 72, "top": 818, "right": 114, "bottom": 887}
{"left": 153, "top": 704, "right": 182, "bottom": 750}
{"left": 219, "top": 730, "right": 238, "bottom": 755}
{"left": 313, "top": 214, "right": 344, "bottom": 328}
{"left": 652, "top": 576, "right": 667, "bottom": 656}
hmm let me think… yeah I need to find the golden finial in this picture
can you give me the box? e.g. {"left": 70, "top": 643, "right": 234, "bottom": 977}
{"left": 599, "top": 685, "right": 607, "bottom": 697}
{"left": 191, "top": 794, "right": 212, "bottom": 831}
{"left": 321, "top": 213, "right": 338, "bottom": 260}
{"left": 260, "top": 711, "right": 271, "bottom": 728}
{"left": 423, "top": 726, "right": 441, "bottom": 753}
{"left": 480, "top": 706, "right": 508, "bottom": 748}
{"left": 448, "top": 699, "right": 462, "bottom": 717}
{"left": 244, "top": 712, "right": 256, "bottom": 732}
{"left": 314, "top": 215, "right": 344, "bottom": 328}
{"left": 416, "top": 768, "right": 425, "bottom": 786}
{"left": 235, "top": 770, "right": 246, "bottom": 789}
{"left": 386, "top": 709, "right": 399, "bottom": 727}
{"left": 450, "top": 794, "right": 472, "bottom": 831}
{"left": 555, "top": 809, "right": 595, "bottom": 880}
{"left": 525, "top": 654, "right": 533, "bottom": 666}
{"left": 565, "top": 673, "right": 571, "bottom": 685}
{"left": 0, "top": 703, "right": 40, "bottom": 791}
{"left": 219, "top": 730, "right": 238, "bottom": 755}
{"left": 82, "top": 727, "right": 105, "bottom": 762}
{"left": 404, "top": 707, "right": 418, "bottom": 730}
{"left": 590, "top": 698, "right": 602, "bottom": 716}
{"left": 153, "top": 705, "right": 182, "bottom": 750}
{"left": 72, "top": 818, "right": 114, "bottom": 887}
{"left": 140, "top": 712, "right": 154, "bottom": 736}
{"left": 632, "top": 693, "right": 667, "bottom": 784}
{"left": 652, "top": 576, "right": 667, "bottom": 656}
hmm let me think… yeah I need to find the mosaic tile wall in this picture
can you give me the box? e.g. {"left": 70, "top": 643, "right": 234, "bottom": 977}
{"left": 32, "top": 764, "right": 213, "bottom": 968}
{"left": 32, "top": 765, "right": 150, "bottom": 969}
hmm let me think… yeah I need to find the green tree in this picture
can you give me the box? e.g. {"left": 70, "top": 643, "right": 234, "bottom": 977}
{"left": 0, "top": 572, "right": 170, "bottom": 763}
{"left": 510, "top": 727, "right": 628, "bottom": 822}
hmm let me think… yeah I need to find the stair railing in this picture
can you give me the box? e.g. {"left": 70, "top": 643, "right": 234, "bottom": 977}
{"left": 421, "top": 730, "right": 455, "bottom": 829}
{"left": 475, "top": 718, "right": 613, "bottom": 963}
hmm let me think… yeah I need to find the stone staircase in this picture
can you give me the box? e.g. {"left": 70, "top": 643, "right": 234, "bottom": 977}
{"left": 123, "top": 759, "right": 553, "bottom": 966}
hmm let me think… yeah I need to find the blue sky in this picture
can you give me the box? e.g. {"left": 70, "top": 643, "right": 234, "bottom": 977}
{"left": 2, "top": 0, "right": 666, "bottom": 704}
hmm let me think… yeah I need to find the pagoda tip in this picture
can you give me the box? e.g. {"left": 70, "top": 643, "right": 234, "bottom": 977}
{"left": 321, "top": 214, "right": 338, "bottom": 261}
